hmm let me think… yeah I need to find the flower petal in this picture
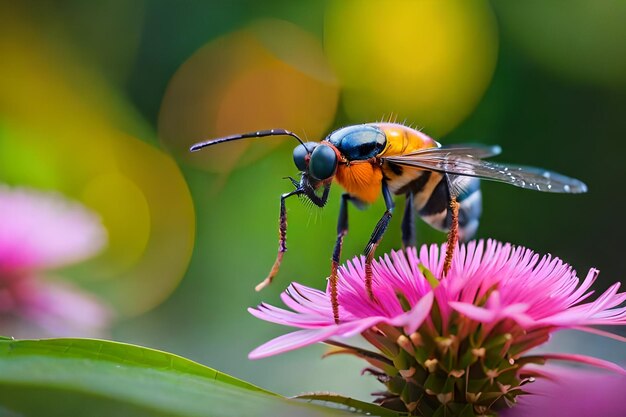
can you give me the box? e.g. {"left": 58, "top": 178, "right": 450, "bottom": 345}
{"left": 396, "top": 291, "right": 434, "bottom": 334}
{"left": 10, "top": 280, "right": 111, "bottom": 338}
{"left": 572, "top": 326, "right": 626, "bottom": 343}
{"left": 0, "top": 186, "right": 106, "bottom": 270}
{"left": 536, "top": 353, "right": 626, "bottom": 375}
{"left": 449, "top": 301, "right": 496, "bottom": 323}
{"left": 248, "top": 327, "right": 340, "bottom": 359}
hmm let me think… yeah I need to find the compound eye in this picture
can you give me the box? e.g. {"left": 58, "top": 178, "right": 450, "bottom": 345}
{"left": 309, "top": 145, "right": 337, "bottom": 180}
{"left": 292, "top": 142, "right": 318, "bottom": 171}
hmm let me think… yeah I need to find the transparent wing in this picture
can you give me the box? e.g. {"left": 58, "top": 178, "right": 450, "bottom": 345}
{"left": 414, "top": 144, "right": 502, "bottom": 159}
{"left": 383, "top": 147, "right": 587, "bottom": 193}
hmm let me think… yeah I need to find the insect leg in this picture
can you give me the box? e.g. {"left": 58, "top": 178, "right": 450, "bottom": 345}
{"left": 255, "top": 190, "right": 299, "bottom": 291}
{"left": 330, "top": 193, "right": 352, "bottom": 324}
{"left": 401, "top": 192, "right": 415, "bottom": 248}
{"left": 363, "top": 181, "right": 395, "bottom": 300}
{"left": 443, "top": 175, "right": 461, "bottom": 276}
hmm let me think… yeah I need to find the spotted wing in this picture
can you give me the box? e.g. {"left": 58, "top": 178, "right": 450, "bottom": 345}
{"left": 383, "top": 146, "right": 587, "bottom": 193}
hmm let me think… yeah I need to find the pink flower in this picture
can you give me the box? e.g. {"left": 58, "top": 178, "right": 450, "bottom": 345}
{"left": 249, "top": 240, "right": 625, "bottom": 415}
{"left": 0, "top": 186, "right": 110, "bottom": 337}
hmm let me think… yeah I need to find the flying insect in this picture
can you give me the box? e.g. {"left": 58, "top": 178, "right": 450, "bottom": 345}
{"left": 190, "top": 123, "right": 587, "bottom": 323}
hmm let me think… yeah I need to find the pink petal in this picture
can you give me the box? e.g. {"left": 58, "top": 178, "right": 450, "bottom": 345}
{"left": 538, "top": 353, "right": 626, "bottom": 375}
{"left": 248, "top": 305, "right": 331, "bottom": 328}
{"left": 449, "top": 301, "right": 496, "bottom": 323}
{"left": 396, "top": 292, "right": 434, "bottom": 334}
{"left": 0, "top": 186, "right": 106, "bottom": 271}
{"left": 248, "top": 327, "right": 342, "bottom": 359}
{"left": 572, "top": 326, "right": 626, "bottom": 343}
{"left": 10, "top": 279, "right": 111, "bottom": 338}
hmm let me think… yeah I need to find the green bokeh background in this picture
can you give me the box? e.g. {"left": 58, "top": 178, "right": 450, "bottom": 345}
{"left": 1, "top": 0, "right": 624, "bottom": 401}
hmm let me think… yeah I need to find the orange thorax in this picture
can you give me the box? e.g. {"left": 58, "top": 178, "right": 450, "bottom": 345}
{"left": 334, "top": 161, "right": 382, "bottom": 204}
{"left": 331, "top": 123, "right": 438, "bottom": 204}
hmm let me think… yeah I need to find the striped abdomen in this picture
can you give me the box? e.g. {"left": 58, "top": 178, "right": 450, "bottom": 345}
{"left": 384, "top": 164, "right": 482, "bottom": 241}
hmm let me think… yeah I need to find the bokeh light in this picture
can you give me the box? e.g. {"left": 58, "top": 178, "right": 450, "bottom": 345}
{"left": 0, "top": 5, "right": 195, "bottom": 317}
{"left": 325, "top": 0, "right": 498, "bottom": 137}
{"left": 159, "top": 18, "right": 340, "bottom": 173}
{"left": 325, "top": 0, "right": 498, "bottom": 136}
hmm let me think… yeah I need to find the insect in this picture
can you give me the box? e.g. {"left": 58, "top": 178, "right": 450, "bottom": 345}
{"left": 191, "top": 123, "right": 587, "bottom": 323}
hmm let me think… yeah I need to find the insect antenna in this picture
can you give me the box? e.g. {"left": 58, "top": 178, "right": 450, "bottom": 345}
{"left": 190, "top": 129, "right": 309, "bottom": 152}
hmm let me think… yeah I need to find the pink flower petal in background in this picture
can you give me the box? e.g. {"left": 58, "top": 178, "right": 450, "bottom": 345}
{"left": 0, "top": 186, "right": 110, "bottom": 337}
{"left": 0, "top": 186, "right": 106, "bottom": 271}
{"left": 0, "top": 279, "right": 111, "bottom": 338}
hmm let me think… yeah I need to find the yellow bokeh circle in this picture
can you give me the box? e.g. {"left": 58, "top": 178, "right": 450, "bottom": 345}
{"left": 325, "top": 0, "right": 498, "bottom": 137}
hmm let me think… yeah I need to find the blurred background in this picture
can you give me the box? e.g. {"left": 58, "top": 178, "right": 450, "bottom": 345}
{"left": 0, "top": 0, "right": 624, "bottom": 401}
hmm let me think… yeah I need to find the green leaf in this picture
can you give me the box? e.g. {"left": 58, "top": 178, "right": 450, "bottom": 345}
{"left": 0, "top": 338, "right": 381, "bottom": 417}
{"left": 294, "top": 393, "right": 405, "bottom": 417}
